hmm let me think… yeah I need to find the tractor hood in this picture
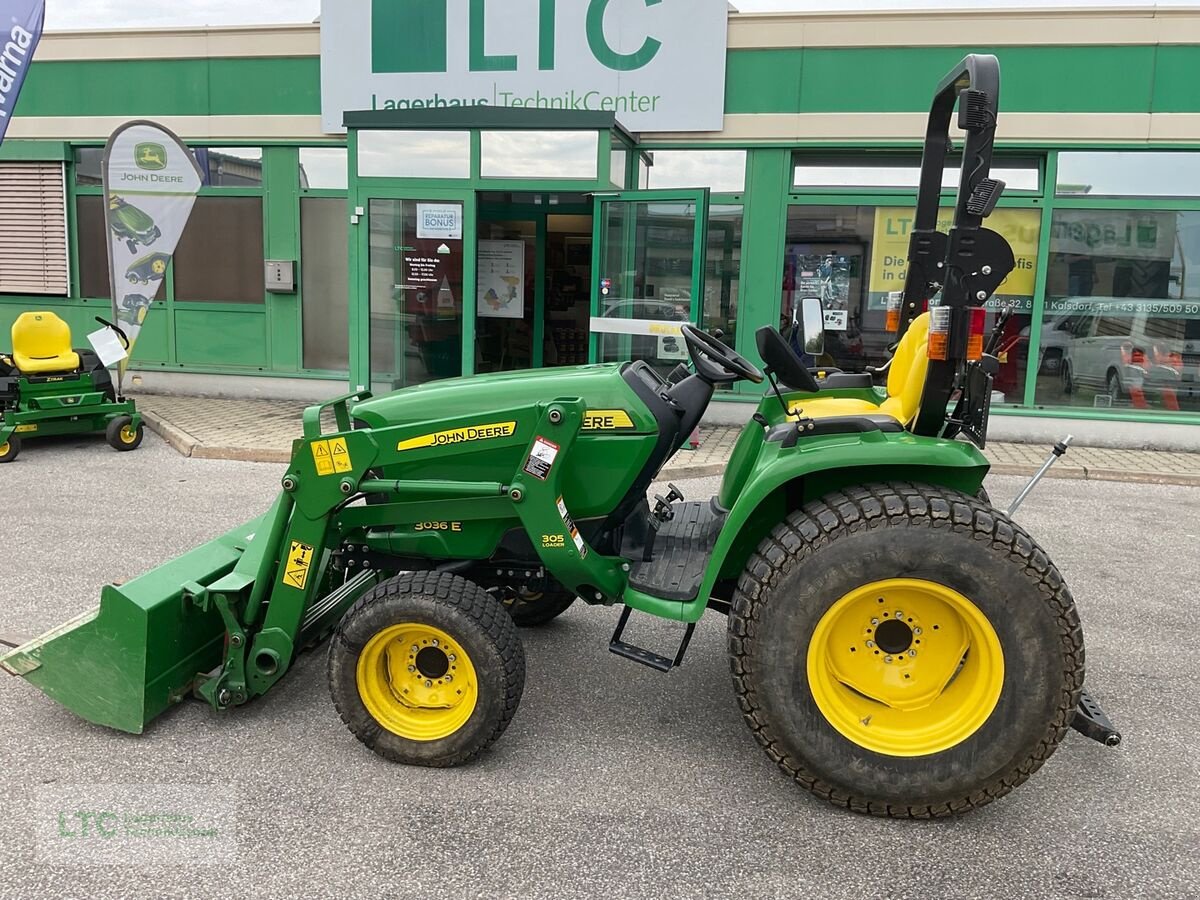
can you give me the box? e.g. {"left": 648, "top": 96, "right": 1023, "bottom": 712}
{"left": 351, "top": 363, "right": 658, "bottom": 434}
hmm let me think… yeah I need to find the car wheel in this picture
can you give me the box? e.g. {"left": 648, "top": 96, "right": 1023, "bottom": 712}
{"left": 1106, "top": 369, "right": 1123, "bottom": 403}
{"left": 1061, "top": 361, "right": 1074, "bottom": 395}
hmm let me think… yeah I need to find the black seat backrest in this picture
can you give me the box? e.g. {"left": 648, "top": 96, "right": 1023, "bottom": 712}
{"left": 756, "top": 327, "right": 810, "bottom": 388}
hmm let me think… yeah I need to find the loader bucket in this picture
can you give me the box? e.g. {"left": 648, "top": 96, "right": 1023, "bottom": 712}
{"left": 1, "top": 515, "right": 265, "bottom": 734}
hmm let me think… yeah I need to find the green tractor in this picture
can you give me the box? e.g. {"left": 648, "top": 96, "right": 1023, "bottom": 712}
{"left": 108, "top": 194, "right": 162, "bottom": 255}
{"left": 0, "top": 57, "right": 1117, "bottom": 816}
{"left": 0, "top": 311, "right": 143, "bottom": 463}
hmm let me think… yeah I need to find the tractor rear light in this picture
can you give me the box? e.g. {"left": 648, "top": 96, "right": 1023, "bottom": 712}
{"left": 886, "top": 292, "right": 902, "bottom": 332}
{"left": 966, "top": 308, "right": 987, "bottom": 361}
{"left": 928, "top": 307, "right": 951, "bottom": 361}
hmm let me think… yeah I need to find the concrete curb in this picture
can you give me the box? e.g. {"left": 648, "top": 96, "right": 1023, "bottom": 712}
{"left": 141, "top": 408, "right": 200, "bottom": 458}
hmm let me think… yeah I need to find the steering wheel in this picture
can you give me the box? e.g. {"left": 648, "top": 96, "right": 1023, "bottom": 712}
{"left": 680, "top": 325, "right": 765, "bottom": 385}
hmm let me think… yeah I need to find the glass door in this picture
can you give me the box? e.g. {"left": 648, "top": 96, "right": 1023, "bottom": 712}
{"left": 357, "top": 190, "right": 475, "bottom": 393}
{"left": 589, "top": 189, "right": 710, "bottom": 376}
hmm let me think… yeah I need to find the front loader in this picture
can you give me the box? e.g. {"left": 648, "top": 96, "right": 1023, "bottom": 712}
{"left": 2, "top": 56, "right": 1118, "bottom": 817}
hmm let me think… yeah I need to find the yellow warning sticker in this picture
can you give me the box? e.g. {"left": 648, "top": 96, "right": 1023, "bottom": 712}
{"left": 329, "top": 436, "right": 353, "bottom": 473}
{"left": 582, "top": 410, "right": 635, "bottom": 431}
{"left": 283, "top": 541, "right": 315, "bottom": 591}
{"left": 397, "top": 421, "right": 517, "bottom": 452}
{"left": 14, "top": 424, "right": 38, "bottom": 434}
{"left": 310, "top": 440, "right": 335, "bottom": 476}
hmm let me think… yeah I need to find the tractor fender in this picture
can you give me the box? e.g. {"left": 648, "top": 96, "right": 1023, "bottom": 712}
{"left": 689, "top": 434, "right": 990, "bottom": 620}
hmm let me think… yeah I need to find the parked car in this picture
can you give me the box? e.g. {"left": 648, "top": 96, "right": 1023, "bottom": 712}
{"left": 1057, "top": 299, "right": 1200, "bottom": 405}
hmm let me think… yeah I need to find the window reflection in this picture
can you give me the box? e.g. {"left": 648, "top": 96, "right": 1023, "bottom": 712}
{"left": 644, "top": 150, "right": 746, "bottom": 193}
{"left": 358, "top": 131, "right": 471, "bottom": 179}
{"left": 480, "top": 131, "right": 598, "bottom": 179}
{"left": 1057, "top": 152, "right": 1200, "bottom": 198}
{"left": 782, "top": 205, "right": 1040, "bottom": 403}
{"left": 300, "top": 148, "right": 349, "bottom": 190}
{"left": 794, "top": 156, "right": 1040, "bottom": 193}
{"left": 1038, "top": 209, "right": 1200, "bottom": 412}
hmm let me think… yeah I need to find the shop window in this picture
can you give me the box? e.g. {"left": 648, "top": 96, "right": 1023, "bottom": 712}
{"left": 192, "top": 147, "right": 263, "bottom": 187}
{"left": 782, "top": 205, "right": 1039, "bottom": 404}
{"left": 74, "top": 147, "right": 104, "bottom": 186}
{"left": 793, "top": 156, "right": 1040, "bottom": 193}
{"left": 173, "top": 197, "right": 265, "bottom": 303}
{"left": 358, "top": 130, "right": 471, "bottom": 179}
{"left": 1057, "top": 152, "right": 1200, "bottom": 198}
{"left": 0, "top": 163, "right": 69, "bottom": 296}
{"left": 704, "top": 205, "right": 744, "bottom": 390}
{"left": 367, "top": 198, "right": 465, "bottom": 390}
{"left": 76, "top": 194, "right": 118, "bottom": 300}
{"left": 643, "top": 150, "right": 747, "bottom": 193}
{"left": 610, "top": 142, "right": 628, "bottom": 189}
{"left": 300, "top": 148, "right": 349, "bottom": 190}
{"left": 301, "top": 198, "right": 350, "bottom": 371}
{"left": 480, "top": 131, "right": 598, "bottom": 180}
{"left": 1037, "top": 208, "right": 1200, "bottom": 413}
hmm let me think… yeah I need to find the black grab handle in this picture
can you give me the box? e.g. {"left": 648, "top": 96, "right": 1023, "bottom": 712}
{"left": 95, "top": 316, "right": 131, "bottom": 351}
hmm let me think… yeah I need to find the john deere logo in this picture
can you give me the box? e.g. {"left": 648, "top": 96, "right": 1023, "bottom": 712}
{"left": 135, "top": 143, "right": 167, "bottom": 171}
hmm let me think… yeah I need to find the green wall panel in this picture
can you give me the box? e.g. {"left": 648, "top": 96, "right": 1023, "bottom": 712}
{"left": 127, "top": 306, "right": 170, "bottom": 365}
{"left": 727, "top": 45, "right": 1159, "bottom": 115}
{"left": 174, "top": 309, "right": 268, "bottom": 368}
{"left": 1150, "top": 46, "right": 1200, "bottom": 112}
{"left": 13, "top": 57, "right": 322, "bottom": 119}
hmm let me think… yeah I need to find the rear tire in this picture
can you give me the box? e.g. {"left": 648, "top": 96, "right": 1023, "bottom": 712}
{"left": 329, "top": 571, "right": 525, "bottom": 767}
{"left": 106, "top": 416, "right": 143, "bottom": 451}
{"left": 0, "top": 435, "right": 20, "bottom": 463}
{"left": 728, "top": 482, "right": 1084, "bottom": 818}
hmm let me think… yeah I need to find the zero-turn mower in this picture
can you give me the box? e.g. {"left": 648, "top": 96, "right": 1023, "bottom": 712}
{"left": 1, "top": 56, "right": 1118, "bottom": 817}
{"left": 0, "top": 311, "right": 143, "bottom": 463}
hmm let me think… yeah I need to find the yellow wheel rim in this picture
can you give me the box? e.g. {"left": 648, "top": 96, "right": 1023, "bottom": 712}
{"left": 807, "top": 578, "right": 1004, "bottom": 757}
{"left": 120, "top": 426, "right": 138, "bottom": 444}
{"left": 356, "top": 623, "right": 478, "bottom": 741}
{"left": 0, "top": 441, "right": 9, "bottom": 456}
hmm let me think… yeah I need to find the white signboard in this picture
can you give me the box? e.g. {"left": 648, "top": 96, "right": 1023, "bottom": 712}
{"left": 320, "top": 0, "right": 729, "bottom": 133}
{"left": 478, "top": 240, "right": 526, "bottom": 319}
{"left": 416, "top": 203, "right": 463, "bottom": 239}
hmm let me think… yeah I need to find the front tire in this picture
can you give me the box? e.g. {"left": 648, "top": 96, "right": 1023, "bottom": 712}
{"left": 728, "top": 482, "right": 1084, "bottom": 818}
{"left": 0, "top": 435, "right": 20, "bottom": 463}
{"left": 329, "top": 571, "right": 525, "bottom": 767}
{"left": 106, "top": 416, "right": 143, "bottom": 451}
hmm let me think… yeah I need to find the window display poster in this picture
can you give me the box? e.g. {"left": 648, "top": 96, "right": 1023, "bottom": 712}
{"left": 869, "top": 207, "right": 1041, "bottom": 304}
{"left": 416, "top": 203, "right": 462, "bottom": 240}
{"left": 478, "top": 240, "right": 526, "bottom": 320}
{"left": 783, "top": 244, "right": 862, "bottom": 332}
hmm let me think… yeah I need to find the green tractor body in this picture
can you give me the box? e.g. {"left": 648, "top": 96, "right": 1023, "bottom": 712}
{"left": 1, "top": 312, "right": 143, "bottom": 463}
{"left": 1, "top": 56, "right": 1116, "bottom": 817}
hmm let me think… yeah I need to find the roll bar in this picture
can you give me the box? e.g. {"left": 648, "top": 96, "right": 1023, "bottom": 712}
{"left": 900, "top": 54, "right": 1017, "bottom": 437}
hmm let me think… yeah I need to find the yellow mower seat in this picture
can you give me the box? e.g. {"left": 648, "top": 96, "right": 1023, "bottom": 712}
{"left": 12, "top": 311, "right": 80, "bottom": 375}
{"left": 788, "top": 313, "right": 932, "bottom": 428}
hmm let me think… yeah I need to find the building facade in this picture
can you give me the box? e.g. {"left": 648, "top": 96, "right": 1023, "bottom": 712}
{"left": 3, "top": 6, "right": 1200, "bottom": 429}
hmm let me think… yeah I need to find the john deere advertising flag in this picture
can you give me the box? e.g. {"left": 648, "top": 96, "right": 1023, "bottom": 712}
{"left": 0, "top": 0, "right": 45, "bottom": 147}
{"left": 102, "top": 121, "right": 203, "bottom": 382}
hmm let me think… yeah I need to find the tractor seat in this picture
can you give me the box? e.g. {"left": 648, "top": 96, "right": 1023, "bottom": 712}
{"left": 11, "top": 311, "right": 80, "bottom": 375}
{"left": 788, "top": 313, "right": 932, "bottom": 429}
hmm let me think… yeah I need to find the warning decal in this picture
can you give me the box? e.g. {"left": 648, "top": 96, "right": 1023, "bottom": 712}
{"left": 523, "top": 436, "right": 560, "bottom": 481}
{"left": 556, "top": 496, "right": 587, "bottom": 558}
{"left": 329, "top": 436, "right": 353, "bottom": 473}
{"left": 283, "top": 540, "right": 315, "bottom": 591}
{"left": 310, "top": 440, "right": 334, "bottom": 476}
{"left": 311, "top": 438, "right": 352, "bottom": 477}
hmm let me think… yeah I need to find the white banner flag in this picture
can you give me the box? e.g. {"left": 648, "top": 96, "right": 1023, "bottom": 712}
{"left": 102, "top": 121, "right": 203, "bottom": 382}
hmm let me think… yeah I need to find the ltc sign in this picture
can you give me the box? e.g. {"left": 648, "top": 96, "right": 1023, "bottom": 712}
{"left": 320, "top": 0, "right": 729, "bottom": 133}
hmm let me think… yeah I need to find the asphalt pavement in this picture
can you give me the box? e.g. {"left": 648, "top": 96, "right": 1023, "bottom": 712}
{"left": 1, "top": 431, "right": 1198, "bottom": 899}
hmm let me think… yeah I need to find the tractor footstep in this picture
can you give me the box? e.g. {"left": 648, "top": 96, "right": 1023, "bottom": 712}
{"left": 608, "top": 607, "right": 695, "bottom": 673}
{"left": 1071, "top": 688, "right": 1122, "bottom": 747}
